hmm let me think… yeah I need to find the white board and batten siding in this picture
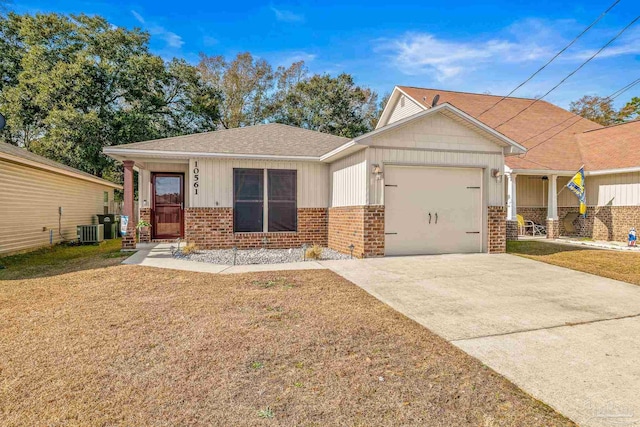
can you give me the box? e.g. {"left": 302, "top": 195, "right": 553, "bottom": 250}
{"left": 386, "top": 94, "right": 424, "bottom": 125}
{"left": 0, "top": 159, "right": 115, "bottom": 255}
{"left": 188, "top": 158, "right": 329, "bottom": 208}
{"left": 517, "top": 172, "right": 640, "bottom": 208}
{"left": 329, "top": 149, "right": 368, "bottom": 207}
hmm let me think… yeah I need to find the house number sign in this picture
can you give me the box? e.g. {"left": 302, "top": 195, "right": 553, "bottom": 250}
{"left": 193, "top": 161, "right": 199, "bottom": 195}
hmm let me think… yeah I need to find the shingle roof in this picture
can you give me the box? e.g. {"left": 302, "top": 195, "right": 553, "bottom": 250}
{"left": 577, "top": 120, "right": 640, "bottom": 171}
{"left": 110, "top": 123, "right": 350, "bottom": 157}
{"left": 398, "top": 86, "right": 604, "bottom": 171}
{"left": 0, "top": 142, "right": 121, "bottom": 188}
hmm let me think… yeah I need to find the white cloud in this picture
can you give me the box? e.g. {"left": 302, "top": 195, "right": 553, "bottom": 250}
{"left": 378, "top": 20, "right": 640, "bottom": 82}
{"left": 377, "top": 33, "right": 549, "bottom": 81}
{"left": 271, "top": 6, "right": 305, "bottom": 23}
{"left": 131, "top": 10, "right": 184, "bottom": 49}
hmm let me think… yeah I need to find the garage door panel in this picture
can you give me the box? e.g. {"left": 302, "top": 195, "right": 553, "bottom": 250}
{"left": 384, "top": 166, "right": 482, "bottom": 255}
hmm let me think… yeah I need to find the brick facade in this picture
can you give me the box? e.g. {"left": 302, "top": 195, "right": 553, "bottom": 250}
{"left": 122, "top": 223, "right": 136, "bottom": 250}
{"left": 328, "top": 205, "right": 384, "bottom": 258}
{"left": 488, "top": 206, "right": 506, "bottom": 253}
{"left": 184, "top": 207, "right": 327, "bottom": 249}
{"left": 517, "top": 206, "right": 640, "bottom": 242}
{"left": 506, "top": 220, "right": 519, "bottom": 241}
{"left": 139, "top": 208, "right": 151, "bottom": 243}
{"left": 327, "top": 205, "right": 385, "bottom": 258}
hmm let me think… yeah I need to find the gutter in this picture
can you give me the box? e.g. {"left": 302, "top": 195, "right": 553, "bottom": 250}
{"left": 511, "top": 167, "right": 640, "bottom": 176}
{"left": 103, "top": 148, "right": 322, "bottom": 162}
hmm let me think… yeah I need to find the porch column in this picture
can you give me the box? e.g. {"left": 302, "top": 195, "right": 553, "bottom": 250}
{"left": 122, "top": 160, "right": 137, "bottom": 250}
{"left": 546, "top": 175, "right": 559, "bottom": 239}
{"left": 506, "top": 173, "right": 519, "bottom": 240}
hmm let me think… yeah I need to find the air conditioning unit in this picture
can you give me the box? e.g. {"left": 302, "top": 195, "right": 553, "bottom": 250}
{"left": 77, "top": 224, "right": 104, "bottom": 243}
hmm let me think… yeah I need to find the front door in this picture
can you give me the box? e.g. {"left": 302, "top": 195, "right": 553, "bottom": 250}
{"left": 152, "top": 173, "right": 184, "bottom": 239}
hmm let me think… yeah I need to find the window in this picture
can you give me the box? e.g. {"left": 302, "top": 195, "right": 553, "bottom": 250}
{"left": 234, "top": 169, "right": 264, "bottom": 232}
{"left": 268, "top": 169, "right": 297, "bottom": 232}
{"left": 233, "top": 168, "right": 297, "bottom": 233}
{"left": 103, "top": 191, "right": 109, "bottom": 214}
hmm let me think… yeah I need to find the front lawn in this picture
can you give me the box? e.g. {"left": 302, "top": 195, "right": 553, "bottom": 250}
{"left": 508, "top": 240, "right": 640, "bottom": 286}
{"left": 0, "top": 248, "right": 572, "bottom": 425}
{"left": 0, "top": 238, "right": 127, "bottom": 280}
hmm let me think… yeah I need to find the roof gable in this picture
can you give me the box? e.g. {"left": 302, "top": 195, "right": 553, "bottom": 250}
{"left": 396, "top": 86, "right": 603, "bottom": 171}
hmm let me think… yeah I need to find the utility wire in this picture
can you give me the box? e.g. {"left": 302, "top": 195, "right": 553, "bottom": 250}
{"left": 477, "top": 0, "right": 621, "bottom": 118}
{"left": 519, "top": 76, "right": 640, "bottom": 156}
{"left": 494, "top": 14, "right": 640, "bottom": 129}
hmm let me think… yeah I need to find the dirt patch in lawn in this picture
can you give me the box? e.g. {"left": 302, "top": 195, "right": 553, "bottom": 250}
{"left": 0, "top": 266, "right": 573, "bottom": 426}
{"left": 508, "top": 240, "right": 640, "bottom": 286}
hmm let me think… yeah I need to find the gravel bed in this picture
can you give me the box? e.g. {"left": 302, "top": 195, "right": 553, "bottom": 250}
{"left": 174, "top": 247, "right": 352, "bottom": 265}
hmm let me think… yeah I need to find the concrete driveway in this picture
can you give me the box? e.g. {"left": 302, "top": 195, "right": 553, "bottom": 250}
{"left": 321, "top": 254, "right": 640, "bottom": 427}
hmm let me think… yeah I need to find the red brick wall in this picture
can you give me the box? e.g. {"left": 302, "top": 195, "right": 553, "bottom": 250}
{"left": 488, "top": 206, "right": 506, "bottom": 254}
{"left": 517, "top": 206, "right": 640, "bottom": 242}
{"left": 328, "top": 206, "right": 384, "bottom": 258}
{"left": 184, "top": 207, "right": 327, "bottom": 249}
{"left": 139, "top": 208, "right": 151, "bottom": 243}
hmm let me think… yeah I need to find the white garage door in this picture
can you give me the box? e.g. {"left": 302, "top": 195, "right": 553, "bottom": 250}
{"left": 384, "top": 166, "right": 482, "bottom": 255}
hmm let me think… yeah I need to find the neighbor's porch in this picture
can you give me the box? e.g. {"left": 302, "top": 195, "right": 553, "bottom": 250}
{"left": 505, "top": 172, "right": 581, "bottom": 240}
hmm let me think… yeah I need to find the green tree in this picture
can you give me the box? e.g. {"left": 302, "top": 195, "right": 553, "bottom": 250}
{"left": 272, "top": 73, "right": 379, "bottom": 138}
{"left": 0, "top": 12, "right": 220, "bottom": 181}
{"left": 197, "top": 52, "right": 274, "bottom": 129}
{"left": 569, "top": 95, "right": 618, "bottom": 126}
{"left": 618, "top": 97, "right": 640, "bottom": 122}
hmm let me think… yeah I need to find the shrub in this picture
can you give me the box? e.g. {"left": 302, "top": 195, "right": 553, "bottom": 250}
{"left": 181, "top": 243, "right": 199, "bottom": 255}
{"left": 305, "top": 244, "right": 323, "bottom": 260}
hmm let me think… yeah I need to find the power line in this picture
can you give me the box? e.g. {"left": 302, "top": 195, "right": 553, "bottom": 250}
{"left": 477, "top": 0, "right": 621, "bottom": 118}
{"left": 519, "top": 76, "right": 640, "bottom": 156}
{"left": 495, "top": 14, "right": 640, "bottom": 129}
{"left": 608, "top": 77, "right": 640, "bottom": 100}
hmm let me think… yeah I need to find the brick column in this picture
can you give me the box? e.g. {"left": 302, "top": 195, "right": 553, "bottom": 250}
{"left": 122, "top": 160, "right": 136, "bottom": 250}
{"left": 546, "top": 219, "right": 560, "bottom": 239}
{"left": 488, "top": 206, "right": 506, "bottom": 253}
{"left": 139, "top": 208, "right": 151, "bottom": 243}
{"left": 506, "top": 220, "right": 519, "bottom": 241}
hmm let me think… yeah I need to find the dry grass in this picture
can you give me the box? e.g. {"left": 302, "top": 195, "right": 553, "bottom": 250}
{"left": 508, "top": 241, "right": 640, "bottom": 286}
{"left": 0, "top": 260, "right": 573, "bottom": 425}
{"left": 181, "top": 242, "right": 199, "bottom": 255}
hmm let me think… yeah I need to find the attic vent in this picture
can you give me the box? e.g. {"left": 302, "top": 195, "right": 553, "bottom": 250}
{"left": 400, "top": 96, "right": 405, "bottom": 108}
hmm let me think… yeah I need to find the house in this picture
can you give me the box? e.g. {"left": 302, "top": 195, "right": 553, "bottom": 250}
{"left": 103, "top": 85, "right": 639, "bottom": 257}
{"left": 104, "top": 102, "right": 525, "bottom": 257}
{"left": 0, "top": 142, "right": 122, "bottom": 255}
{"left": 382, "top": 87, "right": 640, "bottom": 242}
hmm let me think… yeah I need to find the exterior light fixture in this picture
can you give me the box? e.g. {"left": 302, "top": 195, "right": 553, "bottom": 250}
{"left": 302, "top": 243, "right": 308, "bottom": 261}
{"left": 232, "top": 246, "right": 238, "bottom": 265}
{"left": 348, "top": 243, "right": 355, "bottom": 259}
{"left": 491, "top": 168, "right": 502, "bottom": 182}
{"left": 372, "top": 164, "right": 383, "bottom": 180}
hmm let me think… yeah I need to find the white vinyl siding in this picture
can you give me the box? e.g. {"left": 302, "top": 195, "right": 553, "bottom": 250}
{"left": 0, "top": 159, "right": 115, "bottom": 255}
{"left": 138, "top": 162, "right": 189, "bottom": 210}
{"left": 517, "top": 172, "right": 640, "bottom": 208}
{"left": 387, "top": 95, "right": 424, "bottom": 125}
{"left": 188, "top": 158, "right": 328, "bottom": 208}
{"left": 329, "top": 149, "right": 368, "bottom": 207}
{"left": 370, "top": 111, "right": 503, "bottom": 153}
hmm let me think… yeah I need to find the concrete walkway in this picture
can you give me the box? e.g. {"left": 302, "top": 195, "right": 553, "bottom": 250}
{"left": 122, "top": 243, "right": 326, "bottom": 274}
{"left": 321, "top": 254, "right": 640, "bottom": 427}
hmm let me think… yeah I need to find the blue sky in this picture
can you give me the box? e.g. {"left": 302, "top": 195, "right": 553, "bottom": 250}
{"left": 12, "top": 0, "right": 640, "bottom": 108}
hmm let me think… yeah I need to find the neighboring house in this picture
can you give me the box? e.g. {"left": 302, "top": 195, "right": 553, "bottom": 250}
{"left": 104, "top": 106, "right": 525, "bottom": 257}
{"left": 382, "top": 87, "right": 640, "bottom": 242}
{"left": 0, "top": 142, "right": 122, "bottom": 255}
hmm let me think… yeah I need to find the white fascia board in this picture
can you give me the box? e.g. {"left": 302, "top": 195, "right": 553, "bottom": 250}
{"left": 510, "top": 166, "right": 640, "bottom": 176}
{"left": 103, "top": 148, "right": 322, "bottom": 162}
{"left": 586, "top": 167, "right": 640, "bottom": 176}
{"left": 1, "top": 152, "right": 122, "bottom": 189}
{"left": 356, "top": 103, "right": 527, "bottom": 154}
{"left": 375, "top": 86, "right": 427, "bottom": 129}
{"left": 319, "top": 140, "right": 365, "bottom": 162}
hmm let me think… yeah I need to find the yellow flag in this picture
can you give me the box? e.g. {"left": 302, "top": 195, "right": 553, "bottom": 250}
{"left": 566, "top": 167, "right": 586, "bottom": 216}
